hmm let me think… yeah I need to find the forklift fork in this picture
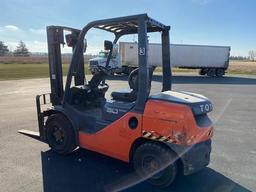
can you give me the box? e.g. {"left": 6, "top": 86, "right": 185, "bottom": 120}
{"left": 18, "top": 93, "right": 51, "bottom": 142}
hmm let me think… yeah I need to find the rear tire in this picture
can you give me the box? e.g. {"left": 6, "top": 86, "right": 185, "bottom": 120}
{"left": 207, "top": 68, "right": 216, "bottom": 77}
{"left": 133, "top": 142, "right": 178, "bottom": 188}
{"left": 46, "top": 113, "right": 77, "bottom": 155}
{"left": 216, "top": 68, "right": 225, "bottom": 77}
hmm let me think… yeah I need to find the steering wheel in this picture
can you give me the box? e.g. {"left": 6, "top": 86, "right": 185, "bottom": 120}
{"left": 88, "top": 65, "right": 110, "bottom": 89}
{"left": 128, "top": 67, "right": 156, "bottom": 91}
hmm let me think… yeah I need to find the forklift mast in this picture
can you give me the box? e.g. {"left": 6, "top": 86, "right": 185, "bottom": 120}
{"left": 46, "top": 26, "right": 85, "bottom": 105}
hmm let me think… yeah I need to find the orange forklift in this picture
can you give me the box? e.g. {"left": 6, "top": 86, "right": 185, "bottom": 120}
{"left": 19, "top": 14, "right": 213, "bottom": 187}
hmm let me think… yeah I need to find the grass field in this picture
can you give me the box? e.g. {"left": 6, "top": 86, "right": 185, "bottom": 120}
{"left": 0, "top": 63, "right": 91, "bottom": 80}
{"left": 0, "top": 60, "right": 255, "bottom": 80}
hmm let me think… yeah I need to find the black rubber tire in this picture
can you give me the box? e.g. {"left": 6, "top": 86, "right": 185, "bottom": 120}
{"left": 133, "top": 142, "right": 178, "bottom": 188}
{"left": 206, "top": 68, "right": 216, "bottom": 77}
{"left": 46, "top": 113, "right": 77, "bottom": 155}
{"left": 216, "top": 68, "right": 225, "bottom": 77}
{"left": 199, "top": 68, "right": 207, "bottom": 76}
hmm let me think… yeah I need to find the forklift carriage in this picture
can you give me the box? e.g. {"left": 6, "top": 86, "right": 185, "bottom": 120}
{"left": 19, "top": 14, "right": 213, "bottom": 188}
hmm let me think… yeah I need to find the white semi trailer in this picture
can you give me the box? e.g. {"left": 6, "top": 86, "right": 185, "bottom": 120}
{"left": 89, "top": 42, "right": 231, "bottom": 77}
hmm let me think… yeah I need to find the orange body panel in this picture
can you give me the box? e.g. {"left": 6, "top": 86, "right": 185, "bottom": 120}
{"left": 143, "top": 100, "right": 213, "bottom": 145}
{"left": 78, "top": 99, "right": 213, "bottom": 163}
{"left": 79, "top": 112, "right": 142, "bottom": 162}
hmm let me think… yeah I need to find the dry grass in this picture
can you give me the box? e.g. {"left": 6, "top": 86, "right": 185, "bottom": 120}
{"left": 228, "top": 60, "right": 256, "bottom": 75}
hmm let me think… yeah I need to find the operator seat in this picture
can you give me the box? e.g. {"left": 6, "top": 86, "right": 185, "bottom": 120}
{"left": 111, "top": 67, "right": 155, "bottom": 102}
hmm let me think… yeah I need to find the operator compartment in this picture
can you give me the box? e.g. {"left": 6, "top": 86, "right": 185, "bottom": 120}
{"left": 149, "top": 90, "right": 213, "bottom": 127}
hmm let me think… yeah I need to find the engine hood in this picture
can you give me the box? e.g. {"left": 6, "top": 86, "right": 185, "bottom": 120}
{"left": 149, "top": 91, "right": 213, "bottom": 115}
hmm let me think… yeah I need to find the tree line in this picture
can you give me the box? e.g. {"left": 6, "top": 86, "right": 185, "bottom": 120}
{"left": 1, "top": 40, "right": 256, "bottom": 61}
{"left": 0, "top": 41, "right": 30, "bottom": 57}
{"left": 230, "top": 50, "right": 256, "bottom": 61}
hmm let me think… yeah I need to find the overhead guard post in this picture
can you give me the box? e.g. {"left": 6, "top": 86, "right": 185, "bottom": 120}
{"left": 133, "top": 15, "right": 149, "bottom": 113}
{"left": 161, "top": 28, "right": 172, "bottom": 91}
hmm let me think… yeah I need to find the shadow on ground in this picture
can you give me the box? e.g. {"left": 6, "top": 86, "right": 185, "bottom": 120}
{"left": 106, "top": 74, "right": 256, "bottom": 85}
{"left": 41, "top": 148, "right": 251, "bottom": 192}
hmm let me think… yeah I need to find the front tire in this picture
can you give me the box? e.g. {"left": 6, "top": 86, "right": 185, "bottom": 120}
{"left": 199, "top": 68, "right": 207, "bottom": 76}
{"left": 46, "top": 113, "right": 77, "bottom": 155}
{"left": 133, "top": 142, "right": 178, "bottom": 188}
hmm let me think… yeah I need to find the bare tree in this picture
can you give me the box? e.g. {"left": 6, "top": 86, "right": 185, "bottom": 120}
{"left": 248, "top": 50, "right": 256, "bottom": 61}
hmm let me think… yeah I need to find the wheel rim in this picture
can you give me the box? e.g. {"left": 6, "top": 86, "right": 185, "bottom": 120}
{"left": 52, "top": 126, "right": 65, "bottom": 145}
{"left": 142, "top": 155, "right": 164, "bottom": 179}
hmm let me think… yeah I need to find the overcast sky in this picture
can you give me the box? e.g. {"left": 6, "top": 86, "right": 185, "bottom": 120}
{"left": 0, "top": 0, "right": 255, "bottom": 56}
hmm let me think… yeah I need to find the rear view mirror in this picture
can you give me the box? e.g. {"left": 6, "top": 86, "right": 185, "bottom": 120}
{"left": 65, "top": 33, "right": 77, "bottom": 47}
{"left": 104, "top": 40, "right": 113, "bottom": 50}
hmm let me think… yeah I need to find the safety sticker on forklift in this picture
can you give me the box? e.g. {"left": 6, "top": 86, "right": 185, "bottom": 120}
{"left": 139, "top": 47, "right": 146, "bottom": 55}
{"left": 142, "top": 130, "right": 174, "bottom": 143}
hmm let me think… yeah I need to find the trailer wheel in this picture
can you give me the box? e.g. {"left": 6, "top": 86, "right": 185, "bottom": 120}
{"left": 46, "top": 114, "right": 76, "bottom": 155}
{"left": 216, "top": 68, "right": 225, "bottom": 77}
{"left": 207, "top": 69, "right": 216, "bottom": 77}
{"left": 133, "top": 142, "right": 178, "bottom": 188}
{"left": 199, "top": 68, "right": 207, "bottom": 76}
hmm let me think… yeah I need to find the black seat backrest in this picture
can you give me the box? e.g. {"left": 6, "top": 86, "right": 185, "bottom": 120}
{"left": 128, "top": 66, "right": 155, "bottom": 91}
{"left": 111, "top": 67, "right": 155, "bottom": 102}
